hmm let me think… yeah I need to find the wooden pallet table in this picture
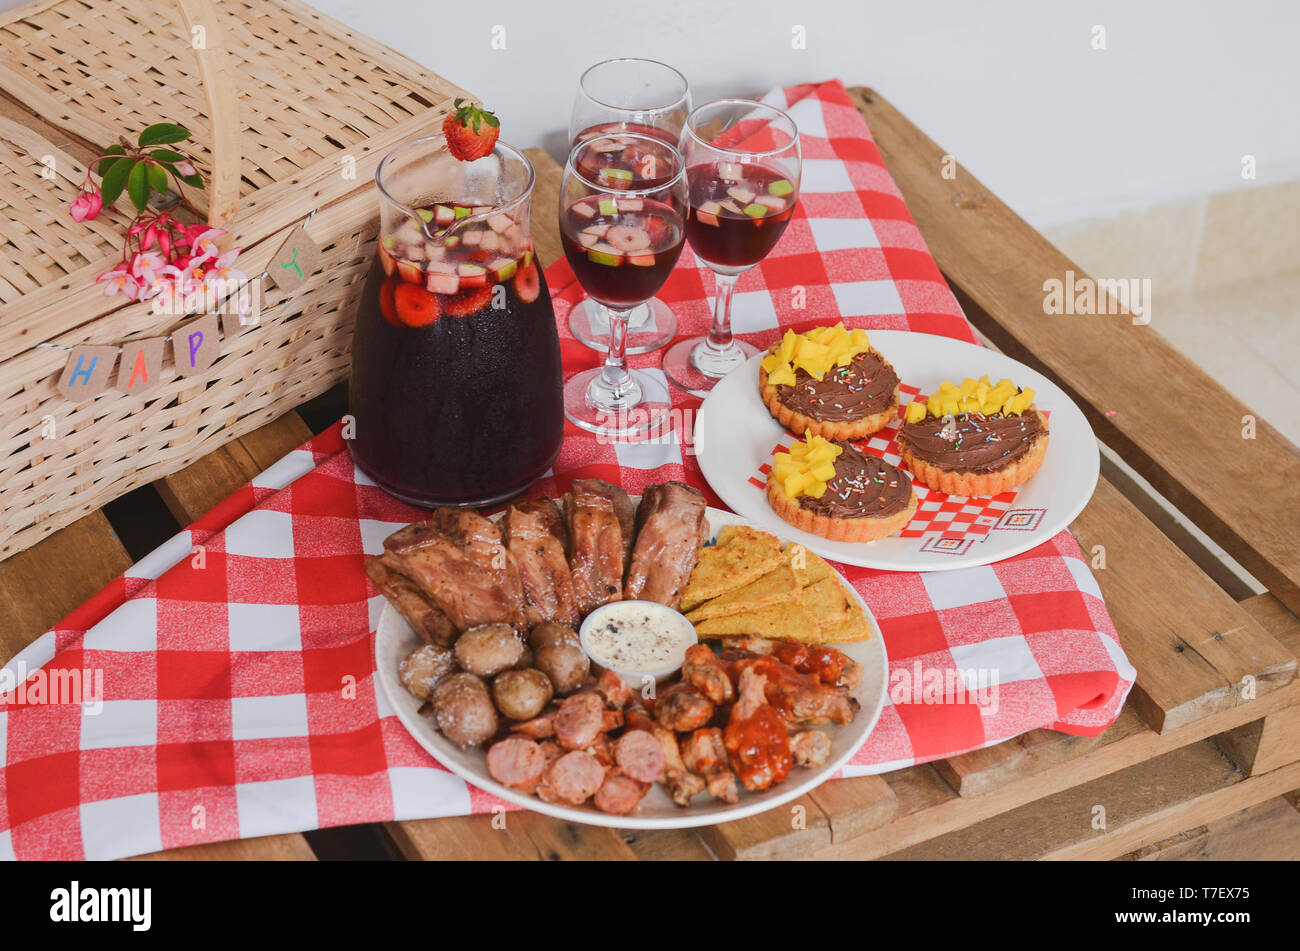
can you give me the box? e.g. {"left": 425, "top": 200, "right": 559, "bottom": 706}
{"left": 3, "top": 89, "right": 1297, "bottom": 861}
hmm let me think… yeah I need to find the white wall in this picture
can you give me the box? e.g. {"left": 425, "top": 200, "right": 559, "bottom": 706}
{"left": 4, "top": 0, "right": 1296, "bottom": 229}
{"left": 303, "top": 0, "right": 1300, "bottom": 228}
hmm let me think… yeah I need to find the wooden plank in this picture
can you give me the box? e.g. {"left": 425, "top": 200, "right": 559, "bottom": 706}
{"left": 934, "top": 727, "right": 1127, "bottom": 799}
{"left": 1218, "top": 706, "right": 1300, "bottom": 775}
{"left": 1120, "top": 797, "right": 1300, "bottom": 861}
{"left": 848, "top": 86, "right": 1300, "bottom": 617}
{"left": 811, "top": 671, "right": 1300, "bottom": 860}
{"left": 387, "top": 813, "right": 537, "bottom": 861}
{"left": 621, "top": 828, "right": 716, "bottom": 861}
{"left": 697, "top": 793, "right": 831, "bottom": 861}
{"left": 808, "top": 775, "right": 898, "bottom": 842}
{"left": 126, "top": 833, "right": 317, "bottom": 861}
{"left": 1047, "top": 756, "right": 1300, "bottom": 860}
{"left": 1070, "top": 479, "right": 1294, "bottom": 733}
{"left": 505, "top": 812, "right": 638, "bottom": 861}
{"left": 886, "top": 740, "right": 1243, "bottom": 861}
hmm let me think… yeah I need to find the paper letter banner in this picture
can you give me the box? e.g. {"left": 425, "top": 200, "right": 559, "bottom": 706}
{"left": 116, "top": 337, "right": 166, "bottom": 396}
{"left": 172, "top": 313, "right": 222, "bottom": 377}
{"left": 56, "top": 346, "right": 119, "bottom": 401}
{"left": 266, "top": 227, "right": 320, "bottom": 291}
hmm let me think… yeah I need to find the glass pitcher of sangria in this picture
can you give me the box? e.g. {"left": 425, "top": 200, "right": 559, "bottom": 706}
{"left": 348, "top": 137, "right": 563, "bottom": 507}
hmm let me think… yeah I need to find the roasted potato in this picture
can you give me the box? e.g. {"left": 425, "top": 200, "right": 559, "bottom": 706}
{"left": 492, "top": 668, "right": 555, "bottom": 721}
{"left": 528, "top": 622, "right": 579, "bottom": 651}
{"left": 399, "top": 643, "right": 456, "bottom": 701}
{"left": 454, "top": 623, "right": 525, "bottom": 678}
{"left": 431, "top": 672, "right": 498, "bottom": 749}
{"left": 534, "top": 640, "right": 590, "bottom": 696}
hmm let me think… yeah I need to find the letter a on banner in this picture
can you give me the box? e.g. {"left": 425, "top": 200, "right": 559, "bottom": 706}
{"left": 116, "top": 337, "right": 166, "bottom": 396}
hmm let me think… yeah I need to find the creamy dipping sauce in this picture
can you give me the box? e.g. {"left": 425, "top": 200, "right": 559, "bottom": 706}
{"left": 579, "top": 601, "right": 697, "bottom": 675}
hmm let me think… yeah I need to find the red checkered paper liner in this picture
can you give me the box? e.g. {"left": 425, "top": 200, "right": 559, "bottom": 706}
{"left": 747, "top": 387, "right": 1052, "bottom": 541}
{"left": 0, "top": 80, "right": 1133, "bottom": 860}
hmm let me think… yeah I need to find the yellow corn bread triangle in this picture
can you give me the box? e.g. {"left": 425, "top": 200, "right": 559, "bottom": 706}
{"left": 803, "top": 599, "right": 872, "bottom": 644}
{"left": 685, "top": 563, "right": 804, "bottom": 623}
{"left": 792, "top": 548, "right": 837, "bottom": 586}
{"left": 716, "top": 524, "right": 783, "bottom": 553}
{"left": 800, "top": 577, "right": 855, "bottom": 628}
{"left": 680, "top": 544, "right": 784, "bottom": 611}
{"left": 692, "top": 598, "right": 821, "bottom": 641}
{"left": 781, "top": 543, "right": 811, "bottom": 587}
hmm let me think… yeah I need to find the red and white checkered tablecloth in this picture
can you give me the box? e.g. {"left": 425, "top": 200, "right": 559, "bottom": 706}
{"left": 0, "top": 80, "right": 1133, "bottom": 860}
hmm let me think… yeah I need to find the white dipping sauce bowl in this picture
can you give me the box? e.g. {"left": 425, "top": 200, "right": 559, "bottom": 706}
{"left": 579, "top": 600, "right": 698, "bottom": 689}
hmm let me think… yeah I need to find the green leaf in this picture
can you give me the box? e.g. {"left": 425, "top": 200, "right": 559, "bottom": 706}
{"left": 127, "top": 160, "right": 149, "bottom": 211}
{"left": 138, "top": 123, "right": 190, "bottom": 147}
{"left": 95, "top": 144, "right": 126, "bottom": 176}
{"left": 100, "top": 155, "right": 134, "bottom": 206}
{"left": 148, "top": 149, "right": 185, "bottom": 163}
{"left": 147, "top": 162, "right": 169, "bottom": 195}
{"left": 181, "top": 173, "right": 204, "bottom": 188}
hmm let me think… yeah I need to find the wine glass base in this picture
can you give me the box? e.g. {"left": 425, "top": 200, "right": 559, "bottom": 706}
{"left": 662, "top": 336, "right": 759, "bottom": 396}
{"left": 564, "top": 367, "right": 672, "bottom": 437}
{"left": 568, "top": 297, "right": 679, "bottom": 354}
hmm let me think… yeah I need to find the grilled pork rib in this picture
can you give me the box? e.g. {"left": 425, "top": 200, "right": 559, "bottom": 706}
{"left": 502, "top": 498, "right": 579, "bottom": 628}
{"left": 364, "top": 553, "right": 458, "bottom": 647}
{"left": 382, "top": 510, "right": 526, "bottom": 631}
{"left": 624, "top": 481, "right": 708, "bottom": 608}
{"left": 564, "top": 479, "right": 634, "bottom": 615}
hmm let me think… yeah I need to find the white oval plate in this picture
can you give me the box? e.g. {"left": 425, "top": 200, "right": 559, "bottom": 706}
{"left": 375, "top": 505, "right": 888, "bottom": 830}
{"left": 694, "top": 330, "right": 1100, "bottom": 572}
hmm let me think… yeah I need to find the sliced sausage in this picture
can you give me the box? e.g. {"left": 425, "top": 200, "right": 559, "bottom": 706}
{"left": 593, "top": 774, "right": 649, "bottom": 815}
{"left": 544, "top": 750, "right": 606, "bottom": 805}
{"left": 614, "top": 729, "right": 666, "bottom": 783}
{"left": 486, "top": 736, "right": 547, "bottom": 793}
{"left": 554, "top": 692, "right": 605, "bottom": 750}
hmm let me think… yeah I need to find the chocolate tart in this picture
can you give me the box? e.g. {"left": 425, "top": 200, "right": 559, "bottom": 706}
{"left": 898, "top": 406, "right": 1049, "bottom": 496}
{"left": 765, "top": 443, "right": 917, "bottom": 542}
{"left": 759, "top": 346, "right": 901, "bottom": 440}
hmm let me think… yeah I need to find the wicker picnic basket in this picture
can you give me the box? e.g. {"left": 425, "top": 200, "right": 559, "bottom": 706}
{"left": 0, "top": 0, "right": 469, "bottom": 559}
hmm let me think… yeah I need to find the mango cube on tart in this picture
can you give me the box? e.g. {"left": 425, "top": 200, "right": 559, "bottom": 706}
{"left": 898, "top": 376, "right": 1050, "bottom": 496}
{"left": 765, "top": 433, "right": 917, "bottom": 543}
{"left": 758, "top": 323, "right": 901, "bottom": 441}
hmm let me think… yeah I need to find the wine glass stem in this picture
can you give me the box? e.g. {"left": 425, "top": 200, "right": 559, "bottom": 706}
{"left": 601, "top": 304, "right": 633, "bottom": 398}
{"left": 705, "top": 272, "right": 739, "bottom": 353}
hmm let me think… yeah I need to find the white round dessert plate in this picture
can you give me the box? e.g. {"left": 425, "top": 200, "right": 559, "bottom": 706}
{"left": 375, "top": 504, "right": 888, "bottom": 830}
{"left": 694, "top": 329, "right": 1100, "bottom": 572}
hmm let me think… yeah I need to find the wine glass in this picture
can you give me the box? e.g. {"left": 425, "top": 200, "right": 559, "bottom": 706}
{"left": 567, "top": 57, "right": 691, "bottom": 355}
{"left": 559, "top": 132, "right": 687, "bottom": 436}
{"left": 662, "top": 99, "right": 801, "bottom": 396}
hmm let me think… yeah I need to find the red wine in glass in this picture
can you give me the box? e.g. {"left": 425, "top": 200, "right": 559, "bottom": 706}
{"left": 685, "top": 162, "right": 796, "bottom": 269}
{"left": 560, "top": 196, "right": 684, "bottom": 307}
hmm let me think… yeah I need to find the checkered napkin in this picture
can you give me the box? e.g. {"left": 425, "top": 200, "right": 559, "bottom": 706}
{"left": 0, "top": 80, "right": 1133, "bottom": 860}
{"left": 747, "top": 399, "right": 1053, "bottom": 542}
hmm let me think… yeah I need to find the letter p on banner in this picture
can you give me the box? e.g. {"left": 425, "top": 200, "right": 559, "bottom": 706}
{"left": 173, "top": 313, "right": 222, "bottom": 377}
